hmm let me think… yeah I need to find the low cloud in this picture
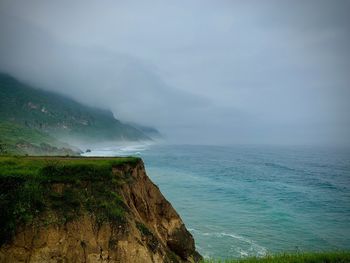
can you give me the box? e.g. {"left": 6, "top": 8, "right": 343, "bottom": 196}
{"left": 0, "top": 0, "right": 349, "bottom": 145}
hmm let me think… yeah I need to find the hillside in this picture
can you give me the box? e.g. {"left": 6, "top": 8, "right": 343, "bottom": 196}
{"left": 0, "top": 122, "right": 78, "bottom": 155}
{"left": 0, "top": 73, "right": 151, "bottom": 146}
{"left": 0, "top": 156, "right": 201, "bottom": 262}
{"left": 127, "top": 123, "right": 163, "bottom": 140}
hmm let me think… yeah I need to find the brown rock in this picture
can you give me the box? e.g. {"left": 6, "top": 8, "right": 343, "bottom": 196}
{"left": 0, "top": 160, "right": 202, "bottom": 263}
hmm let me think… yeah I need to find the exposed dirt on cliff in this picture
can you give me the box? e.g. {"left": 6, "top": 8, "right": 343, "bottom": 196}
{"left": 0, "top": 159, "right": 201, "bottom": 263}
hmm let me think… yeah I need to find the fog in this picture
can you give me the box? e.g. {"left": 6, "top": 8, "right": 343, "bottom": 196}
{"left": 0, "top": 0, "right": 349, "bottom": 145}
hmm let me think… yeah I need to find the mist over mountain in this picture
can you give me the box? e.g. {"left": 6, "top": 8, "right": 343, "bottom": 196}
{"left": 0, "top": 73, "right": 159, "bottom": 154}
{"left": 0, "top": 0, "right": 349, "bottom": 145}
{"left": 0, "top": 1, "right": 350, "bottom": 261}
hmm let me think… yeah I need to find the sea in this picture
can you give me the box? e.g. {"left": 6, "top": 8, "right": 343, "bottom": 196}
{"left": 83, "top": 144, "right": 350, "bottom": 259}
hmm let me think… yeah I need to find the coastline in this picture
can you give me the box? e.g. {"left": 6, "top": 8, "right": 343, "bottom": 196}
{"left": 82, "top": 144, "right": 350, "bottom": 259}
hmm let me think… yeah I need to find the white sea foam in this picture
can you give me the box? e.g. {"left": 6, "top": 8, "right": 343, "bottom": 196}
{"left": 220, "top": 232, "right": 267, "bottom": 257}
{"left": 190, "top": 228, "right": 267, "bottom": 258}
{"left": 81, "top": 141, "right": 153, "bottom": 157}
{"left": 239, "top": 249, "right": 249, "bottom": 257}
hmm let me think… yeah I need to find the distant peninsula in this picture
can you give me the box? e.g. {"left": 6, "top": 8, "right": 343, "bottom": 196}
{"left": 0, "top": 73, "right": 159, "bottom": 155}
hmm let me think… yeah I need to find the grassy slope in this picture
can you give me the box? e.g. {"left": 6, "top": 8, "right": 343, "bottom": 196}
{"left": 202, "top": 252, "right": 350, "bottom": 263}
{"left": 0, "top": 73, "right": 148, "bottom": 142}
{"left": 0, "top": 156, "right": 140, "bottom": 245}
{"left": 0, "top": 122, "right": 78, "bottom": 155}
{"left": 0, "top": 121, "right": 57, "bottom": 146}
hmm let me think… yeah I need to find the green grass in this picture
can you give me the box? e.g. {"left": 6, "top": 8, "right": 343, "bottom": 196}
{"left": 0, "top": 122, "right": 78, "bottom": 155}
{"left": 0, "top": 122, "right": 55, "bottom": 146}
{"left": 202, "top": 252, "right": 350, "bottom": 263}
{"left": 0, "top": 155, "right": 139, "bottom": 178}
{"left": 0, "top": 72, "right": 149, "bottom": 142}
{"left": 0, "top": 156, "right": 141, "bottom": 246}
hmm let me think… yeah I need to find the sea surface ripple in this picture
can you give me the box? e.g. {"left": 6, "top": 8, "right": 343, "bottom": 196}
{"left": 85, "top": 144, "right": 350, "bottom": 259}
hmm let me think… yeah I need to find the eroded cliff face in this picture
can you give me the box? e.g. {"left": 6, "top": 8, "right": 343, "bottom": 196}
{"left": 0, "top": 160, "right": 201, "bottom": 263}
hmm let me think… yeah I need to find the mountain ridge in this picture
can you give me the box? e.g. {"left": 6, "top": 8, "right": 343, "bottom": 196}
{"left": 0, "top": 73, "right": 159, "bottom": 155}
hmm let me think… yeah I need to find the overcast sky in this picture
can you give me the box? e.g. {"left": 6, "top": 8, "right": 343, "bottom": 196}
{"left": 0, "top": 0, "right": 349, "bottom": 145}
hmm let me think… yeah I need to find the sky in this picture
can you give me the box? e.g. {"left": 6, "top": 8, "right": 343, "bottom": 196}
{"left": 0, "top": 0, "right": 349, "bottom": 145}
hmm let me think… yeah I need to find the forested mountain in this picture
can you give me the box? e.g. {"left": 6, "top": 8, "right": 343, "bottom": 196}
{"left": 0, "top": 73, "right": 153, "bottom": 155}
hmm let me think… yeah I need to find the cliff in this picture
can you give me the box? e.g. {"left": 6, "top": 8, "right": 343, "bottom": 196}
{"left": 0, "top": 157, "right": 201, "bottom": 263}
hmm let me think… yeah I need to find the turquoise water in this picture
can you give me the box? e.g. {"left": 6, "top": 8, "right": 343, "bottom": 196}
{"left": 85, "top": 144, "right": 350, "bottom": 258}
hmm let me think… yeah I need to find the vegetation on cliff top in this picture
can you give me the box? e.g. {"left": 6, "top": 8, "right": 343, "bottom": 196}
{"left": 202, "top": 251, "right": 350, "bottom": 263}
{"left": 0, "top": 156, "right": 140, "bottom": 246}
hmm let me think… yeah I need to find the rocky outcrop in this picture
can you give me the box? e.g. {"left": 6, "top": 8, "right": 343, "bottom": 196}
{"left": 0, "top": 159, "right": 201, "bottom": 263}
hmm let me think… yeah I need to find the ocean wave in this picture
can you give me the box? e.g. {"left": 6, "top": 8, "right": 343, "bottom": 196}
{"left": 264, "top": 162, "right": 297, "bottom": 172}
{"left": 81, "top": 142, "right": 152, "bottom": 157}
{"left": 220, "top": 232, "right": 267, "bottom": 256}
{"left": 190, "top": 228, "right": 267, "bottom": 257}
